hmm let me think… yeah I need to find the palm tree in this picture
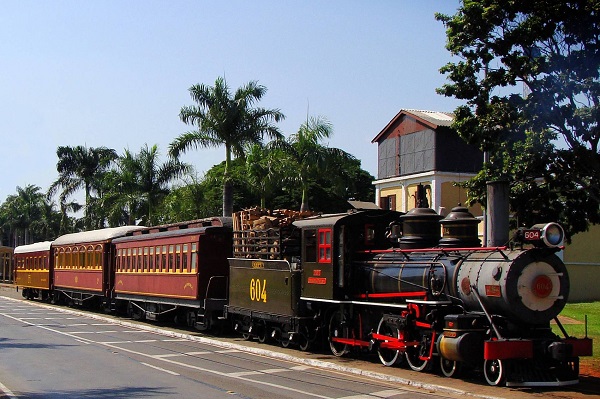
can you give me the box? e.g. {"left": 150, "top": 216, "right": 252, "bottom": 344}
{"left": 245, "top": 143, "right": 285, "bottom": 209}
{"left": 0, "top": 185, "right": 50, "bottom": 245}
{"left": 270, "top": 116, "right": 355, "bottom": 212}
{"left": 48, "top": 145, "right": 118, "bottom": 230}
{"left": 105, "top": 144, "right": 191, "bottom": 226}
{"left": 170, "top": 76, "right": 284, "bottom": 217}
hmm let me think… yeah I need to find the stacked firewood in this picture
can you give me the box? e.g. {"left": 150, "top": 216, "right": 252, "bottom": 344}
{"left": 232, "top": 207, "right": 315, "bottom": 259}
{"left": 232, "top": 207, "right": 315, "bottom": 231}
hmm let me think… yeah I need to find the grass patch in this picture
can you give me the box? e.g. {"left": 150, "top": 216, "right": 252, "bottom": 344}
{"left": 553, "top": 302, "right": 600, "bottom": 373}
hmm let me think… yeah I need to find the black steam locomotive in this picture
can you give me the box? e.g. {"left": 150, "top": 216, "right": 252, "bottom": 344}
{"left": 14, "top": 205, "right": 593, "bottom": 387}
{"left": 226, "top": 206, "right": 592, "bottom": 387}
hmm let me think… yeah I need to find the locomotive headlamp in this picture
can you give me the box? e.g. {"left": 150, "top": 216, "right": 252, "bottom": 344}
{"left": 524, "top": 223, "right": 565, "bottom": 248}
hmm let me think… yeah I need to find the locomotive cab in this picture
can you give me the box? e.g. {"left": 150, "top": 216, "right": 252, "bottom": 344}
{"left": 293, "top": 209, "right": 403, "bottom": 301}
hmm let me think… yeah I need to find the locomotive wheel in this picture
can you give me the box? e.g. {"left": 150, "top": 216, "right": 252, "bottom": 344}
{"left": 328, "top": 310, "right": 349, "bottom": 357}
{"left": 405, "top": 332, "right": 431, "bottom": 372}
{"left": 405, "top": 347, "right": 430, "bottom": 371}
{"left": 257, "top": 320, "right": 268, "bottom": 343}
{"left": 440, "top": 357, "right": 461, "bottom": 378}
{"left": 376, "top": 317, "right": 403, "bottom": 367}
{"left": 298, "top": 326, "right": 311, "bottom": 351}
{"left": 483, "top": 359, "right": 505, "bottom": 386}
{"left": 241, "top": 317, "right": 252, "bottom": 340}
{"left": 280, "top": 325, "right": 291, "bottom": 348}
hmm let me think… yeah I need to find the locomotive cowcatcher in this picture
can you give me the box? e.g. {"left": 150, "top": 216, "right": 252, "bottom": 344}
{"left": 226, "top": 204, "right": 593, "bottom": 387}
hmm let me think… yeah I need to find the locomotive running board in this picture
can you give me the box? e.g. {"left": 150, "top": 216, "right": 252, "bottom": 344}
{"left": 300, "top": 297, "right": 408, "bottom": 309}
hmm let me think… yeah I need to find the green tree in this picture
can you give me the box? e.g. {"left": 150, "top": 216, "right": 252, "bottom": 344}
{"left": 245, "top": 143, "right": 284, "bottom": 208}
{"left": 170, "top": 76, "right": 284, "bottom": 217}
{"left": 436, "top": 0, "right": 600, "bottom": 237}
{"left": 0, "top": 185, "right": 59, "bottom": 246}
{"left": 48, "top": 145, "right": 118, "bottom": 230}
{"left": 270, "top": 116, "right": 357, "bottom": 212}
{"left": 104, "top": 144, "right": 191, "bottom": 226}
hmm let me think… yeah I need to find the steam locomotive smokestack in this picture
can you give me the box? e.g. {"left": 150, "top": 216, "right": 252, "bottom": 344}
{"left": 486, "top": 180, "right": 509, "bottom": 246}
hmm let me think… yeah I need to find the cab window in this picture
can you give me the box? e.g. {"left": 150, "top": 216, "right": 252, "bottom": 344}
{"left": 318, "top": 228, "right": 332, "bottom": 263}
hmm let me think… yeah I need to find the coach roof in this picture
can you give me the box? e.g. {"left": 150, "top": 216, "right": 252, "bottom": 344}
{"left": 14, "top": 241, "right": 53, "bottom": 254}
{"left": 53, "top": 226, "right": 146, "bottom": 246}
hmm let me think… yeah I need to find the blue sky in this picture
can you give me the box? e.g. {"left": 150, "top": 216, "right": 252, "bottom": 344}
{"left": 0, "top": 0, "right": 463, "bottom": 203}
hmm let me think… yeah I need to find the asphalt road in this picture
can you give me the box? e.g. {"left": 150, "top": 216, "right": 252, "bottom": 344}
{"left": 0, "top": 286, "right": 598, "bottom": 399}
{"left": 0, "top": 297, "right": 462, "bottom": 399}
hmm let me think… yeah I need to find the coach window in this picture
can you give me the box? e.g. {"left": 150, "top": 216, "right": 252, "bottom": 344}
{"left": 181, "top": 244, "right": 188, "bottom": 272}
{"left": 95, "top": 245, "right": 102, "bottom": 269}
{"left": 116, "top": 249, "right": 121, "bottom": 272}
{"left": 73, "top": 247, "right": 80, "bottom": 269}
{"left": 162, "top": 245, "right": 168, "bottom": 273}
{"left": 131, "top": 248, "right": 136, "bottom": 272}
{"left": 85, "top": 246, "right": 91, "bottom": 269}
{"left": 318, "top": 228, "right": 332, "bottom": 263}
{"left": 80, "top": 246, "right": 87, "bottom": 268}
{"left": 149, "top": 247, "right": 154, "bottom": 272}
{"left": 191, "top": 243, "right": 198, "bottom": 273}
{"left": 168, "top": 245, "right": 174, "bottom": 273}
{"left": 175, "top": 245, "right": 181, "bottom": 272}
{"left": 137, "top": 248, "right": 142, "bottom": 272}
{"left": 89, "top": 245, "right": 95, "bottom": 269}
{"left": 125, "top": 248, "right": 130, "bottom": 271}
{"left": 79, "top": 246, "right": 85, "bottom": 268}
{"left": 155, "top": 246, "right": 161, "bottom": 272}
{"left": 70, "top": 248, "right": 75, "bottom": 268}
{"left": 142, "top": 247, "right": 148, "bottom": 272}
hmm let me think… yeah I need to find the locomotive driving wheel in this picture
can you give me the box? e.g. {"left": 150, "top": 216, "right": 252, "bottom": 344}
{"left": 328, "top": 310, "right": 350, "bottom": 357}
{"left": 440, "top": 357, "right": 461, "bottom": 378}
{"left": 483, "top": 359, "right": 506, "bottom": 386}
{"left": 376, "top": 317, "right": 403, "bottom": 366}
{"left": 405, "top": 332, "right": 431, "bottom": 372}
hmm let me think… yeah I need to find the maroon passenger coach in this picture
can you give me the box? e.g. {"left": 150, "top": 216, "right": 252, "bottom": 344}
{"left": 111, "top": 218, "right": 232, "bottom": 330}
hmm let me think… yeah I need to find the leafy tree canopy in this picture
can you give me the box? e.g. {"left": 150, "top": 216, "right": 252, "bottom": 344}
{"left": 437, "top": 0, "right": 600, "bottom": 238}
{"left": 170, "top": 77, "right": 284, "bottom": 217}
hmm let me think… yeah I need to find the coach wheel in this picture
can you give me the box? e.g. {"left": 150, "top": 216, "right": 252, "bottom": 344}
{"left": 328, "top": 310, "right": 349, "bottom": 357}
{"left": 376, "top": 317, "right": 403, "bottom": 367}
{"left": 186, "top": 311, "right": 197, "bottom": 328}
{"left": 128, "top": 303, "right": 144, "bottom": 321}
{"left": 440, "top": 357, "right": 461, "bottom": 378}
{"left": 484, "top": 359, "right": 505, "bottom": 386}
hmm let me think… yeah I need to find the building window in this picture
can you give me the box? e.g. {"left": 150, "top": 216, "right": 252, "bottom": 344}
{"left": 380, "top": 195, "right": 396, "bottom": 211}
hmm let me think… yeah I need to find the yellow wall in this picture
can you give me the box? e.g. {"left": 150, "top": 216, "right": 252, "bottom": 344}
{"left": 562, "top": 224, "right": 600, "bottom": 302}
{"left": 440, "top": 182, "right": 482, "bottom": 217}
